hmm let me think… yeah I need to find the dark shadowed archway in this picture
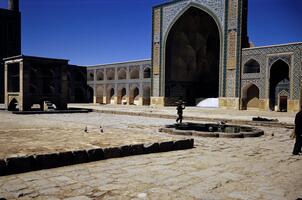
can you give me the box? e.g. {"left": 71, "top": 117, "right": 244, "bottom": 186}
{"left": 269, "top": 60, "right": 289, "bottom": 110}
{"left": 242, "top": 84, "right": 260, "bottom": 110}
{"left": 8, "top": 98, "right": 19, "bottom": 111}
{"left": 165, "top": 6, "right": 220, "bottom": 105}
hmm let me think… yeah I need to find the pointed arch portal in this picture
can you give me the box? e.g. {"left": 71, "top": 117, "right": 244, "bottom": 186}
{"left": 165, "top": 6, "right": 220, "bottom": 105}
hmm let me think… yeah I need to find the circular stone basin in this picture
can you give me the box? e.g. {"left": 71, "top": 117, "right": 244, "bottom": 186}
{"left": 160, "top": 122, "right": 264, "bottom": 138}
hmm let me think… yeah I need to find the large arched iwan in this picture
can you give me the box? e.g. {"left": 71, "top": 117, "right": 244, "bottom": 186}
{"left": 165, "top": 6, "right": 220, "bottom": 105}
{"left": 269, "top": 59, "right": 289, "bottom": 110}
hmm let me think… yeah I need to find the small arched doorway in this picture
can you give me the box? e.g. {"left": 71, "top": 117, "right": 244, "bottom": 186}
{"left": 269, "top": 60, "right": 289, "bottom": 111}
{"left": 129, "top": 87, "right": 139, "bottom": 105}
{"left": 106, "top": 88, "right": 115, "bottom": 104}
{"left": 96, "top": 86, "right": 104, "bottom": 104}
{"left": 117, "top": 88, "right": 127, "bottom": 104}
{"left": 8, "top": 98, "right": 19, "bottom": 111}
{"left": 242, "top": 84, "right": 260, "bottom": 110}
{"left": 143, "top": 86, "right": 151, "bottom": 105}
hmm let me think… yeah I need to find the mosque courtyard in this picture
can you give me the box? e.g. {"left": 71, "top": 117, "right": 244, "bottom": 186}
{"left": 0, "top": 105, "right": 301, "bottom": 200}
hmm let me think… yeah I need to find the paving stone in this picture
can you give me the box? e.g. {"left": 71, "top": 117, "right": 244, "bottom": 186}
{"left": 63, "top": 196, "right": 92, "bottom": 200}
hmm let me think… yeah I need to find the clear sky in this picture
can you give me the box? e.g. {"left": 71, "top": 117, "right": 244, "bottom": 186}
{"left": 1, "top": 0, "right": 302, "bottom": 66}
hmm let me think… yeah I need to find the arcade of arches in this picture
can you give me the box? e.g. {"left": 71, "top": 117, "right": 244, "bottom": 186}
{"left": 87, "top": 60, "right": 151, "bottom": 106}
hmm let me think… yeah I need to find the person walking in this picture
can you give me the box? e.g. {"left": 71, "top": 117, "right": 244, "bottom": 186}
{"left": 176, "top": 100, "right": 185, "bottom": 124}
{"left": 292, "top": 106, "right": 302, "bottom": 155}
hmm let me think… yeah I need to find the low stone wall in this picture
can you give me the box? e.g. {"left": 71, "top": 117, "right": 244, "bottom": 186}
{"left": 0, "top": 139, "right": 194, "bottom": 176}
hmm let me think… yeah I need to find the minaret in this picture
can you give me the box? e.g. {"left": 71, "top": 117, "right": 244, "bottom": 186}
{"left": 8, "top": 0, "right": 19, "bottom": 12}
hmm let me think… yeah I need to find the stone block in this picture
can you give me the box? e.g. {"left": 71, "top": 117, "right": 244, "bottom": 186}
{"left": 120, "top": 145, "right": 132, "bottom": 157}
{"left": 131, "top": 144, "right": 144, "bottom": 155}
{"left": 35, "top": 153, "right": 59, "bottom": 170}
{"left": 174, "top": 139, "right": 194, "bottom": 150}
{"left": 192, "top": 131, "right": 219, "bottom": 137}
{"left": 6, "top": 155, "right": 35, "bottom": 174}
{"left": 104, "top": 147, "right": 121, "bottom": 159}
{"left": 219, "top": 133, "right": 243, "bottom": 138}
{"left": 73, "top": 150, "right": 89, "bottom": 164}
{"left": 57, "top": 151, "right": 74, "bottom": 167}
{"left": 159, "top": 141, "right": 174, "bottom": 152}
{"left": 143, "top": 143, "right": 160, "bottom": 154}
{"left": 172, "top": 130, "right": 192, "bottom": 136}
{"left": 0, "top": 159, "right": 6, "bottom": 176}
{"left": 87, "top": 148, "right": 104, "bottom": 162}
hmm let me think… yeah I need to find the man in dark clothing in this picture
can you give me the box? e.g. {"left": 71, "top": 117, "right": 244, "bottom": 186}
{"left": 293, "top": 106, "right": 302, "bottom": 155}
{"left": 176, "top": 100, "right": 185, "bottom": 124}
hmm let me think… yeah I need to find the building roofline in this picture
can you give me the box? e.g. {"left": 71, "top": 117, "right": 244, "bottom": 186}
{"left": 86, "top": 58, "right": 151, "bottom": 68}
{"left": 3, "top": 55, "right": 69, "bottom": 62}
{"left": 153, "top": 0, "right": 185, "bottom": 9}
{"left": 243, "top": 42, "right": 302, "bottom": 50}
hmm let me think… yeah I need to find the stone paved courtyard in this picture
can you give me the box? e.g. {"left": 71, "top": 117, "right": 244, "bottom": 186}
{"left": 0, "top": 111, "right": 183, "bottom": 159}
{"left": 0, "top": 108, "right": 301, "bottom": 200}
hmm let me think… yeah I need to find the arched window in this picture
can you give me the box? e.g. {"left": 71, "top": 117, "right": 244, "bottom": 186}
{"left": 87, "top": 72, "right": 94, "bottom": 81}
{"left": 143, "top": 67, "right": 151, "bottom": 78}
{"left": 118, "top": 69, "right": 127, "bottom": 80}
{"left": 244, "top": 59, "right": 260, "bottom": 73}
{"left": 107, "top": 70, "right": 115, "bottom": 80}
{"left": 96, "top": 71, "right": 104, "bottom": 81}
{"left": 130, "top": 69, "right": 139, "bottom": 79}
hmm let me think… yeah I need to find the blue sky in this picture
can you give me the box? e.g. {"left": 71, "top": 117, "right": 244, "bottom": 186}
{"left": 1, "top": 0, "right": 302, "bottom": 65}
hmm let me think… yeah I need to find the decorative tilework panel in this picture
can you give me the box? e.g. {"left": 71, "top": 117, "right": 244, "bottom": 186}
{"left": 162, "top": 0, "right": 225, "bottom": 39}
{"left": 242, "top": 43, "right": 302, "bottom": 100}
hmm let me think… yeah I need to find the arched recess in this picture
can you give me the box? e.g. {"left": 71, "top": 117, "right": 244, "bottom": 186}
{"left": 129, "top": 87, "right": 140, "bottom": 105}
{"left": 269, "top": 59, "right": 289, "bottom": 111}
{"left": 8, "top": 98, "right": 19, "bottom": 111}
{"left": 164, "top": 6, "right": 220, "bottom": 105}
{"left": 242, "top": 84, "right": 260, "bottom": 110}
{"left": 143, "top": 67, "right": 151, "bottom": 78}
{"left": 96, "top": 71, "right": 104, "bottom": 81}
{"left": 96, "top": 86, "right": 104, "bottom": 104}
{"left": 118, "top": 69, "right": 127, "bottom": 80}
{"left": 117, "top": 87, "right": 127, "bottom": 104}
{"left": 243, "top": 59, "right": 260, "bottom": 73}
{"left": 107, "top": 70, "right": 115, "bottom": 80}
{"left": 106, "top": 87, "right": 115, "bottom": 104}
{"left": 87, "top": 72, "right": 94, "bottom": 81}
{"left": 130, "top": 69, "right": 139, "bottom": 79}
{"left": 277, "top": 89, "right": 289, "bottom": 112}
{"left": 143, "top": 86, "right": 151, "bottom": 105}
